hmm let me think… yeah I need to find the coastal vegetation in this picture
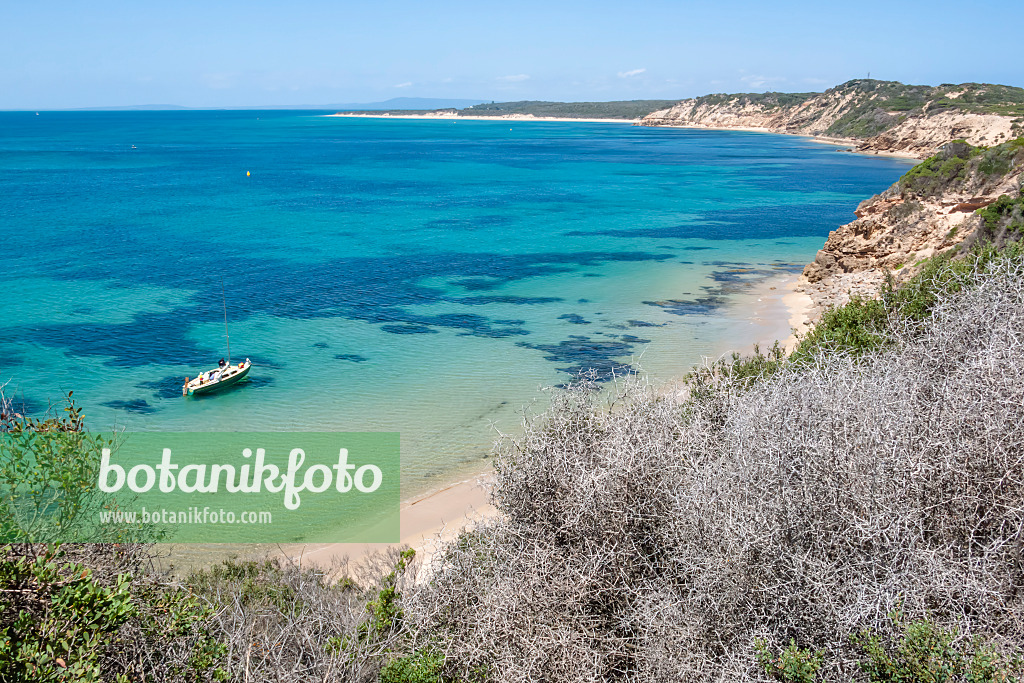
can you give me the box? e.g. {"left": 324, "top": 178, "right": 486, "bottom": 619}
{"left": 641, "top": 80, "right": 1024, "bottom": 156}
{"left": 454, "top": 100, "right": 681, "bottom": 119}
{"left": 352, "top": 100, "right": 683, "bottom": 120}
{"left": 687, "top": 80, "right": 1024, "bottom": 121}
{"left": 899, "top": 138, "right": 1024, "bottom": 197}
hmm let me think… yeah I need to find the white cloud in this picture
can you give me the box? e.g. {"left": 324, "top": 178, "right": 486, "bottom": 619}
{"left": 739, "top": 74, "right": 786, "bottom": 89}
{"left": 497, "top": 74, "right": 530, "bottom": 82}
{"left": 394, "top": 81, "right": 413, "bottom": 88}
{"left": 618, "top": 68, "right": 646, "bottom": 78}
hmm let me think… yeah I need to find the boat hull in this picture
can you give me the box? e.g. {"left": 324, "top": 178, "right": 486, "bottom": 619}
{"left": 187, "top": 363, "right": 251, "bottom": 396}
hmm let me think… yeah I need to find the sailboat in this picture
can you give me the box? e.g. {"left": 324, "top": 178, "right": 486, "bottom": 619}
{"left": 182, "top": 281, "right": 252, "bottom": 397}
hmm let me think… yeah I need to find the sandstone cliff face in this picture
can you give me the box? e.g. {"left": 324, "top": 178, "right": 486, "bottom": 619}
{"left": 643, "top": 88, "right": 862, "bottom": 137}
{"left": 856, "top": 110, "right": 1016, "bottom": 157}
{"left": 797, "top": 140, "right": 1024, "bottom": 317}
{"left": 640, "top": 81, "right": 1023, "bottom": 159}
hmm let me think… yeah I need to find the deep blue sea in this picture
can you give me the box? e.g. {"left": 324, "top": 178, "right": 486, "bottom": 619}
{"left": 0, "top": 111, "right": 914, "bottom": 494}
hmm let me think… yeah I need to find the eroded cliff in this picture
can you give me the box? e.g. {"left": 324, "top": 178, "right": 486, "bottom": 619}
{"left": 797, "top": 139, "right": 1024, "bottom": 317}
{"left": 640, "top": 80, "right": 1024, "bottom": 159}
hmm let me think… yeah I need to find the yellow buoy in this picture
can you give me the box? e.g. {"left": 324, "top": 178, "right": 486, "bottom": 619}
{"left": 246, "top": 171, "right": 250, "bottom": 177}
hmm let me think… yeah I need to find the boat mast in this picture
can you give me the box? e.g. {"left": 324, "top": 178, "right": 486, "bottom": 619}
{"left": 221, "top": 278, "right": 232, "bottom": 366}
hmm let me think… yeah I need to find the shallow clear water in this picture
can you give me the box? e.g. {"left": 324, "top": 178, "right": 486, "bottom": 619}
{"left": 0, "top": 111, "right": 914, "bottom": 494}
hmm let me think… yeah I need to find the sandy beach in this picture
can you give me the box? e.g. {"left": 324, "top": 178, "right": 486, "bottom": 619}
{"left": 282, "top": 470, "right": 496, "bottom": 573}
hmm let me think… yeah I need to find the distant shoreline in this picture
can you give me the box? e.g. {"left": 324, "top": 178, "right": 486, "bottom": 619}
{"left": 641, "top": 121, "right": 921, "bottom": 160}
{"left": 324, "top": 112, "right": 637, "bottom": 124}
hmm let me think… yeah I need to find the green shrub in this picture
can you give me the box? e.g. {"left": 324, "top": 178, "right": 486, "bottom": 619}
{"left": 0, "top": 549, "right": 134, "bottom": 682}
{"left": 380, "top": 648, "right": 447, "bottom": 683}
{"left": 899, "top": 142, "right": 981, "bottom": 197}
{"left": 976, "top": 193, "right": 1024, "bottom": 233}
{"left": 853, "top": 612, "right": 1022, "bottom": 683}
{"left": 360, "top": 548, "right": 416, "bottom": 642}
{"left": 791, "top": 294, "right": 891, "bottom": 361}
{"left": 0, "top": 546, "right": 227, "bottom": 683}
{"left": 0, "top": 395, "right": 135, "bottom": 544}
{"left": 755, "top": 639, "right": 824, "bottom": 683}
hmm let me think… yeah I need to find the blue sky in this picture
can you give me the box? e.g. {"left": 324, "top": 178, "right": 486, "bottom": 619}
{"left": 2, "top": 0, "right": 1021, "bottom": 109}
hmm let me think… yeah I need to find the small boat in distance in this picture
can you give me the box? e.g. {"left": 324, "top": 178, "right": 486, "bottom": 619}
{"left": 183, "top": 358, "right": 252, "bottom": 396}
{"left": 183, "top": 278, "right": 252, "bottom": 397}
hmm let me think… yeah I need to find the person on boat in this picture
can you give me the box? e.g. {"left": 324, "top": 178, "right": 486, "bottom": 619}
{"left": 218, "top": 358, "right": 227, "bottom": 369}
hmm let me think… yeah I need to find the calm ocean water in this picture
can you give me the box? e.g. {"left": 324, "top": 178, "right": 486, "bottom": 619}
{"left": 0, "top": 111, "right": 914, "bottom": 494}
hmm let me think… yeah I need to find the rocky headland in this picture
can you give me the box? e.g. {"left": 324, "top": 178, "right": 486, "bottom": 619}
{"left": 796, "top": 138, "right": 1024, "bottom": 321}
{"left": 639, "top": 79, "right": 1024, "bottom": 159}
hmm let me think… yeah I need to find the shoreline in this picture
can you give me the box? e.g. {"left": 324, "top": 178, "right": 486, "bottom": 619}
{"left": 287, "top": 271, "right": 815, "bottom": 575}
{"left": 324, "top": 112, "right": 638, "bottom": 124}
{"left": 640, "top": 121, "right": 922, "bottom": 160}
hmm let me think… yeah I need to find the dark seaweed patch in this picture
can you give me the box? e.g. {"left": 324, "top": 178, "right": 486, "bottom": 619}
{"left": 646, "top": 262, "right": 803, "bottom": 317}
{"left": 312, "top": 342, "right": 329, "bottom": 349}
{"left": 516, "top": 336, "right": 636, "bottom": 381}
{"left": 381, "top": 324, "right": 439, "bottom": 335}
{"left": 558, "top": 313, "right": 591, "bottom": 325}
{"left": 138, "top": 375, "right": 189, "bottom": 400}
{"left": 627, "top": 320, "right": 661, "bottom": 328}
{"left": 16, "top": 247, "right": 672, "bottom": 363}
{"left": 450, "top": 278, "right": 502, "bottom": 291}
{"left": 644, "top": 297, "right": 728, "bottom": 316}
{"left": 454, "top": 295, "right": 562, "bottom": 306}
{"left": 620, "top": 335, "right": 652, "bottom": 344}
{"left": 102, "top": 399, "right": 155, "bottom": 414}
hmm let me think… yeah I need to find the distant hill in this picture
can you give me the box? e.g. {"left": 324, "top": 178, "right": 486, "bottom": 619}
{"left": 454, "top": 100, "right": 682, "bottom": 120}
{"left": 328, "top": 97, "right": 487, "bottom": 112}
{"left": 640, "top": 79, "right": 1024, "bottom": 158}
{"left": 338, "top": 99, "right": 681, "bottom": 120}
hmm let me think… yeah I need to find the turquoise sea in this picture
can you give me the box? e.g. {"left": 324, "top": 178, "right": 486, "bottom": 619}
{"left": 0, "top": 111, "right": 914, "bottom": 495}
